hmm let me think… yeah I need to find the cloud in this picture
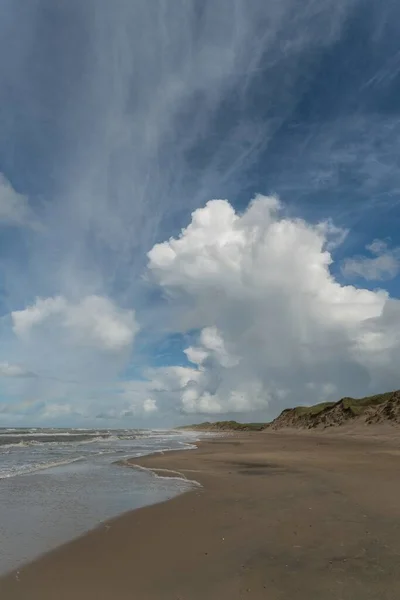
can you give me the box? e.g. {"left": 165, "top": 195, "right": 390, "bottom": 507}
{"left": 95, "top": 394, "right": 158, "bottom": 420}
{"left": 40, "top": 402, "right": 77, "bottom": 420}
{"left": 1, "top": 2, "right": 400, "bottom": 424}
{"left": 0, "top": 174, "right": 37, "bottom": 228}
{"left": 142, "top": 398, "right": 158, "bottom": 414}
{"left": 0, "top": 362, "right": 36, "bottom": 378}
{"left": 146, "top": 195, "right": 399, "bottom": 416}
{"left": 342, "top": 239, "right": 400, "bottom": 281}
{"left": 0, "top": 0, "right": 360, "bottom": 307}
{"left": 185, "top": 327, "right": 239, "bottom": 368}
{"left": 11, "top": 295, "right": 138, "bottom": 352}
{"left": 0, "top": 399, "right": 82, "bottom": 422}
{"left": 117, "top": 380, "right": 159, "bottom": 418}
{"left": 0, "top": 296, "right": 139, "bottom": 422}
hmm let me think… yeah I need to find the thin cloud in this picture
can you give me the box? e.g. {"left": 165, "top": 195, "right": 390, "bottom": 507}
{"left": 0, "top": 362, "right": 36, "bottom": 378}
{"left": 0, "top": 174, "right": 38, "bottom": 229}
{"left": 342, "top": 239, "right": 400, "bottom": 281}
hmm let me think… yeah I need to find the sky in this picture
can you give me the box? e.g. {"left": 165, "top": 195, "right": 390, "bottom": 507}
{"left": 1, "top": 0, "right": 400, "bottom": 427}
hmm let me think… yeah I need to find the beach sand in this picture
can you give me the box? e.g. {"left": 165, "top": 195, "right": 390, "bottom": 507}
{"left": 2, "top": 428, "right": 400, "bottom": 599}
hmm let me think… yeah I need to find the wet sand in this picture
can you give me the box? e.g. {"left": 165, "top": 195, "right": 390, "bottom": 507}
{"left": 2, "top": 429, "right": 400, "bottom": 599}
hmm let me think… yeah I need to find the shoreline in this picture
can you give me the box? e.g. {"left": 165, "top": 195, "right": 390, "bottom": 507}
{"left": 0, "top": 434, "right": 202, "bottom": 578}
{"left": 2, "top": 429, "right": 400, "bottom": 598}
{"left": 114, "top": 435, "right": 209, "bottom": 486}
{"left": 116, "top": 456, "right": 204, "bottom": 485}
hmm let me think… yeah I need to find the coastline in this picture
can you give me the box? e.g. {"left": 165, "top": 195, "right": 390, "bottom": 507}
{"left": 2, "top": 429, "right": 400, "bottom": 599}
{"left": 0, "top": 430, "right": 200, "bottom": 578}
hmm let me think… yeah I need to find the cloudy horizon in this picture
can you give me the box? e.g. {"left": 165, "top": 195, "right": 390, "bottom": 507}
{"left": 1, "top": 0, "right": 400, "bottom": 427}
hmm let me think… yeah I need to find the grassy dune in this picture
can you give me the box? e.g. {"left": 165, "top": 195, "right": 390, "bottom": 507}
{"left": 181, "top": 390, "right": 400, "bottom": 431}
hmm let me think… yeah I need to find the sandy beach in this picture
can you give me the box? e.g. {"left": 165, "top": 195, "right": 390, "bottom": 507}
{"left": 2, "top": 429, "right": 400, "bottom": 599}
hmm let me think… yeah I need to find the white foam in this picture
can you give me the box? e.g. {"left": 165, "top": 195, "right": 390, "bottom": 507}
{"left": 0, "top": 455, "right": 85, "bottom": 479}
{"left": 0, "top": 429, "right": 200, "bottom": 483}
{"left": 0, "top": 431, "right": 102, "bottom": 438}
{"left": 120, "top": 461, "right": 202, "bottom": 488}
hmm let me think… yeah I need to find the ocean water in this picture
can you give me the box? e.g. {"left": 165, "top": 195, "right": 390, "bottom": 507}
{"left": 0, "top": 428, "right": 201, "bottom": 575}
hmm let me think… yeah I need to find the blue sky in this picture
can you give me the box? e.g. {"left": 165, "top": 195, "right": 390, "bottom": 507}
{"left": 0, "top": 0, "right": 400, "bottom": 427}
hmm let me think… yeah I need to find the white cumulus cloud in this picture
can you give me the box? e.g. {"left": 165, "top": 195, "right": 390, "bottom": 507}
{"left": 146, "top": 195, "right": 400, "bottom": 417}
{"left": 11, "top": 295, "right": 138, "bottom": 352}
{"left": 143, "top": 398, "right": 158, "bottom": 414}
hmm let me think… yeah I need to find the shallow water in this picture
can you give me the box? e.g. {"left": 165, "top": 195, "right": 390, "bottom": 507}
{"left": 0, "top": 429, "right": 200, "bottom": 575}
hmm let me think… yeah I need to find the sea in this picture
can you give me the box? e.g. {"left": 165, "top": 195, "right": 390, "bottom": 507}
{"left": 0, "top": 427, "right": 203, "bottom": 576}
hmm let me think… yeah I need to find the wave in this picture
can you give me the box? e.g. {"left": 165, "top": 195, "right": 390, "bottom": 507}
{"left": 0, "top": 455, "right": 86, "bottom": 480}
{"left": 119, "top": 461, "right": 201, "bottom": 488}
{"left": 116, "top": 440, "right": 200, "bottom": 486}
{"left": 0, "top": 434, "right": 122, "bottom": 448}
{"left": 0, "top": 430, "right": 200, "bottom": 481}
{"left": 0, "top": 431, "right": 105, "bottom": 439}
